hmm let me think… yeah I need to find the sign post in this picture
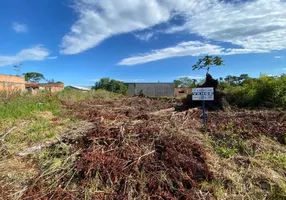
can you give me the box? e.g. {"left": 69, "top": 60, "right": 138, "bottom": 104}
{"left": 192, "top": 87, "right": 214, "bottom": 127}
{"left": 202, "top": 95, "right": 206, "bottom": 127}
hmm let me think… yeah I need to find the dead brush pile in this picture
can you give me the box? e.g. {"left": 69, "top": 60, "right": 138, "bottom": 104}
{"left": 75, "top": 121, "right": 212, "bottom": 199}
{"left": 63, "top": 97, "right": 176, "bottom": 121}
{"left": 20, "top": 98, "right": 213, "bottom": 199}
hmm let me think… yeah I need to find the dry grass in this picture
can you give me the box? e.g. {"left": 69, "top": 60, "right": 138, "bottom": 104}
{"left": 203, "top": 128, "right": 286, "bottom": 200}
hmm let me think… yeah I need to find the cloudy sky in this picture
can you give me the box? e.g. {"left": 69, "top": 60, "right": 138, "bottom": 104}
{"left": 0, "top": 0, "right": 286, "bottom": 85}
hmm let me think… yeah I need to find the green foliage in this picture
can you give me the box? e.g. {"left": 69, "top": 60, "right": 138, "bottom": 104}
{"left": 223, "top": 74, "right": 250, "bottom": 86}
{"left": 192, "top": 56, "right": 224, "bottom": 73}
{"left": 223, "top": 74, "right": 286, "bottom": 108}
{"left": 174, "top": 77, "right": 197, "bottom": 88}
{"left": 92, "top": 78, "right": 128, "bottom": 94}
{"left": 23, "top": 72, "right": 45, "bottom": 82}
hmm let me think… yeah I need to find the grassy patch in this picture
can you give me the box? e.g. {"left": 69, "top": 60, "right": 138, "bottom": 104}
{"left": 0, "top": 89, "right": 122, "bottom": 120}
{"left": 0, "top": 91, "right": 60, "bottom": 119}
{"left": 209, "top": 132, "right": 254, "bottom": 158}
{"left": 58, "top": 89, "right": 122, "bottom": 104}
{"left": 3, "top": 118, "right": 63, "bottom": 154}
{"left": 262, "top": 153, "right": 286, "bottom": 170}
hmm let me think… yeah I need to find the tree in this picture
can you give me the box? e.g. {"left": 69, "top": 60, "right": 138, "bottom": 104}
{"left": 174, "top": 77, "right": 197, "bottom": 88}
{"left": 14, "top": 63, "right": 22, "bottom": 76}
{"left": 223, "top": 74, "right": 249, "bottom": 86}
{"left": 238, "top": 74, "right": 249, "bottom": 83}
{"left": 174, "top": 79, "right": 183, "bottom": 88}
{"left": 92, "top": 78, "right": 127, "bottom": 94}
{"left": 192, "top": 56, "right": 224, "bottom": 74}
{"left": 46, "top": 79, "right": 55, "bottom": 83}
{"left": 23, "top": 72, "right": 45, "bottom": 82}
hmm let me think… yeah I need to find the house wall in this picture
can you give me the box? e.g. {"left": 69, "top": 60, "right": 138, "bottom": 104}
{"left": 40, "top": 83, "right": 64, "bottom": 93}
{"left": 0, "top": 74, "right": 25, "bottom": 93}
{"left": 127, "top": 83, "right": 175, "bottom": 97}
{"left": 26, "top": 83, "right": 64, "bottom": 94}
{"left": 174, "top": 88, "right": 192, "bottom": 97}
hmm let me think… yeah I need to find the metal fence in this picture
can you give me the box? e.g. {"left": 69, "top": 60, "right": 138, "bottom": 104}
{"left": 127, "top": 83, "right": 175, "bottom": 97}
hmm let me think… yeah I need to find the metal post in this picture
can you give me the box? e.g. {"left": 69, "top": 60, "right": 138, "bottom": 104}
{"left": 202, "top": 96, "right": 206, "bottom": 127}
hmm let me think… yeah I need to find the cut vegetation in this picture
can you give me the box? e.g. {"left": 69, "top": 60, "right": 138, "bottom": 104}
{"left": 0, "top": 90, "right": 285, "bottom": 199}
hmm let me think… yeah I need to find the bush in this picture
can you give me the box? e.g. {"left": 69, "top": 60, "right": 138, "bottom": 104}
{"left": 92, "top": 78, "right": 128, "bottom": 95}
{"left": 224, "top": 75, "right": 286, "bottom": 108}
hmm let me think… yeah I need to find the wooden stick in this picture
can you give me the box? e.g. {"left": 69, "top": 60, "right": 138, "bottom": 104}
{"left": 137, "top": 150, "right": 156, "bottom": 161}
{"left": 0, "top": 122, "right": 28, "bottom": 142}
{"left": 0, "top": 126, "right": 17, "bottom": 141}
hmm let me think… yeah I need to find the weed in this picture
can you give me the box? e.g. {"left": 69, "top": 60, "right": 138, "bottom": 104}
{"left": 217, "top": 146, "right": 238, "bottom": 158}
{"left": 209, "top": 132, "right": 253, "bottom": 158}
{"left": 263, "top": 153, "right": 286, "bottom": 169}
{"left": 269, "top": 184, "right": 286, "bottom": 200}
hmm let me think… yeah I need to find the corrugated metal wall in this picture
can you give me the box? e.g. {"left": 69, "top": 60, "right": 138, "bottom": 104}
{"left": 127, "top": 83, "right": 174, "bottom": 97}
{"left": 127, "top": 83, "right": 135, "bottom": 96}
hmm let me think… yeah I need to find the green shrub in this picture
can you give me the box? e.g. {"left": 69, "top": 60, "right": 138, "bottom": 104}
{"left": 223, "top": 75, "right": 286, "bottom": 108}
{"left": 92, "top": 78, "right": 128, "bottom": 95}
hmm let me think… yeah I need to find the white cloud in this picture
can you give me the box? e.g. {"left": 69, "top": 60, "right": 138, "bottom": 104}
{"left": 61, "top": 0, "right": 286, "bottom": 58}
{"left": 134, "top": 32, "right": 155, "bottom": 41}
{"left": 164, "top": 0, "right": 286, "bottom": 53}
{"left": 0, "top": 46, "right": 50, "bottom": 67}
{"left": 118, "top": 40, "right": 269, "bottom": 66}
{"left": 274, "top": 56, "right": 284, "bottom": 59}
{"left": 281, "top": 68, "right": 286, "bottom": 70}
{"left": 60, "top": 0, "right": 170, "bottom": 54}
{"left": 118, "top": 41, "right": 224, "bottom": 66}
{"left": 47, "top": 56, "right": 58, "bottom": 60}
{"left": 12, "top": 22, "right": 28, "bottom": 33}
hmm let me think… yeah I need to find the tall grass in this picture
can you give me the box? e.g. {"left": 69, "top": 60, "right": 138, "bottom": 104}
{"left": 0, "top": 91, "right": 60, "bottom": 119}
{"left": 0, "top": 89, "right": 123, "bottom": 119}
{"left": 58, "top": 88, "right": 122, "bottom": 104}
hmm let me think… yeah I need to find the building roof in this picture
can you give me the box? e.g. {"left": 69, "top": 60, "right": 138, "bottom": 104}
{"left": 67, "top": 85, "right": 92, "bottom": 91}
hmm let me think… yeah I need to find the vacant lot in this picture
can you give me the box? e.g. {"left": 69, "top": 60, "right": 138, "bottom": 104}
{"left": 0, "top": 92, "right": 285, "bottom": 200}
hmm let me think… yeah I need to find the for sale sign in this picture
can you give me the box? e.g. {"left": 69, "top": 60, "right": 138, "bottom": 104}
{"left": 192, "top": 87, "right": 214, "bottom": 101}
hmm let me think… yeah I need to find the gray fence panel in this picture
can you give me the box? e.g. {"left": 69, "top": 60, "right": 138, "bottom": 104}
{"left": 131, "top": 83, "right": 174, "bottom": 97}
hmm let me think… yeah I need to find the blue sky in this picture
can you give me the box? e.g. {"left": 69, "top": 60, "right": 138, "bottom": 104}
{"left": 0, "top": 0, "right": 286, "bottom": 86}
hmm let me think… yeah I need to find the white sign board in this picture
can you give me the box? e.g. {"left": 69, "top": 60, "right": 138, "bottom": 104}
{"left": 192, "top": 87, "right": 214, "bottom": 101}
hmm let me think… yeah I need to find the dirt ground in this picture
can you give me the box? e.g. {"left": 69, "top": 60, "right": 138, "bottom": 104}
{"left": 0, "top": 97, "right": 285, "bottom": 200}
